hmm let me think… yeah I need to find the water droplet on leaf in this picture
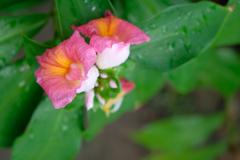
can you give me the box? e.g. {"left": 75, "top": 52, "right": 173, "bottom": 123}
{"left": 29, "top": 133, "right": 35, "bottom": 139}
{"left": 149, "top": 24, "right": 157, "bottom": 29}
{"left": 91, "top": 6, "right": 96, "bottom": 11}
{"left": 62, "top": 125, "right": 68, "bottom": 131}
{"left": 19, "top": 81, "right": 26, "bottom": 87}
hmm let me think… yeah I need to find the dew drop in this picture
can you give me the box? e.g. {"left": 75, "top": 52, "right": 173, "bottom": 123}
{"left": 186, "top": 12, "right": 193, "bottom": 17}
{"left": 1, "top": 67, "right": 13, "bottom": 77}
{"left": 19, "top": 81, "right": 26, "bottom": 87}
{"left": 91, "top": 6, "right": 96, "bottom": 11}
{"left": 149, "top": 24, "right": 157, "bottom": 29}
{"left": 136, "top": 54, "right": 143, "bottom": 59}
{"left": 62, "top": 125, "right": 68, "bottom": 131}
{"left": 161, "top": 26, "right": 167, "bottom": 33}
{"left": 19, "top": 65, "right": 30, "bottom": 72}
{"left": 29, "top": 133, "right": 35, "bottom": 139}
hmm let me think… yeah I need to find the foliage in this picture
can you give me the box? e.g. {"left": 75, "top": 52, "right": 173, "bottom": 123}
{"left": 0, "top": 0, "right": 239, "bottom": 159}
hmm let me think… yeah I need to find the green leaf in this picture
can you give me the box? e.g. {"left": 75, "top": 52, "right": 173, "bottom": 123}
{"left": 131, "top": 2, "right": 230, "bottom": 71}
{"left": 54, "top": 0, "right": 111, "bottom": 38}
{"left": 0, "top": 0, "right": 19, "bottom": 9}
{"left": 0, "top": 62, "right": 42, "bottom": 147}
{"left": 214, "top": 0, "right": 240, "bottom": 46}
{"left": 12, "top": 96, "right": 84, "bottom": 160}
{"left": 83, "top": 61, "right": 165, "bottom": 139}
{"left": 133, "top": 113, "right": 224, "bottom": 151}
{"left": 0, "top": 14, "right": 48, "bottom": 68}
{"left": 0, "top": 0, "right": 48, "bottom": 15}
{"left": 167, "top": 48, "right": 240, "bottom": 97}
{"left": 146, "top": 142, "right": 227, "bottom": 160}
{"left": 124, "top": 0, "right": 190, "bottom": 23}
{"left": 23, "top": 36, "right": 47, "bottom": 67}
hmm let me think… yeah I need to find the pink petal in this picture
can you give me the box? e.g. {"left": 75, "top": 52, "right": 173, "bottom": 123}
{"left": 62, "top": 31, "right": 97, "bottom": 73}
{"left": 89, "top": 35, "right": 115, "bottom": 53}
{"left": 116, "top": 20, "right": 150, "bottom": 44}
{"left": 35, "top": 31, "right": 97, "bottom": 108}
{"left": 74, "top": 12, "right": 150, "bottom": 46}
{"left": 35, "top": 70, "right": 78, "bottom": 108}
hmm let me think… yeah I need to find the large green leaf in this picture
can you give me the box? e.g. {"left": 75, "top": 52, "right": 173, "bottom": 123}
{"left": 0, "top": 0, "right": 19, "bottom": 9}
{"left": 54, "top": 0, "right": 111, "bottom": 38}
{"left": 130, "top": 2, "right": 230, "bottom": 71}
{"left": 133, "top": 113, "right": 224, "bottom": 151}
{"left": 0, "top": 0, "right": 48, "bottom": 15}
{"left": 0, "top": 62, "right": 42, "bottom": 147}
{"left": 23, "top": 36, "right": 47, "bottom": 67}
{"left": 0, "top": 14, "right": 48, "bottom": 68}
{"left": 214, "top": 0, "right": 240, "bottom": 46}
{"left": 167, "top": 48, "right": 240, "bottom": 97}
{"left": 124, "top": 0, "right": 190, "bottom": 23}
{"left": 12, "top": 96, "right": 84, "bottom": 160}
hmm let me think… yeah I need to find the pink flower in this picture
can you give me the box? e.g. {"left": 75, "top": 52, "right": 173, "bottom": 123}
{"left": 97, "top": 78, "right": 135, "bottom": 114}
{"left": 35, "top": 31, "right": 99, "bottom": 108}
{"left": 73, "top": 11, "right": 150, "bottom": 69}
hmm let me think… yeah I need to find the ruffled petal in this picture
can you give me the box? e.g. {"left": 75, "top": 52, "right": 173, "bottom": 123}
{"left": 116, "top": 20, "right": 150, "bottom": 44}
{"left": 89, "top": 35, "right": 115, "bottom": 53}
{"left": 35, "top": 31, "right": 97, "bottom": 108}
{"left": 35, "top": 70, "right": 78, "bottom": 108}
{"left": 74, "top": 12, "right": 150, "bottom": 45}
{"left": 62, "top": 31, "right": 97, "bottom": 73}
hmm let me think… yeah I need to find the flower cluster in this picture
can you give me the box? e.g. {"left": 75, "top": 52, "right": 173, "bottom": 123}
{"left": 35, "top": 11, "right": 150, "bottom": 114}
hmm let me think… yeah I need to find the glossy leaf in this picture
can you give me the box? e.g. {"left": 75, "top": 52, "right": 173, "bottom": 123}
{"left": 0, "top": 0, "right": 19, "bottom": 9}
{"left": 0, "top": 0, "right": 48, "bottom": 15}
{"left": 54, "top": 0, "right": 111, "bottom": 38}
{"left": 133, "top": 113, "right": 224, "bottom": 151}
{"left": 12, "top": 96, "right": 84, "bottom": 160}
{"left": 0, "top": 14, "right": 48, "bottom": 67}
{"left": 124, "top": 0, "right": 190, "bottom": 23}
{"left": 215, "top": 0, "right": 240, "bottom": 46}
{"left": 23, "top": 36, "right": 47, "bottom": 67}
{"left": 0, "top": 62, "right": 42, "bottom": 147}
{"left": 130, "top": 2, "right": 230, "bottom": 71}
{"left": 167, "top": 48, "right": 240, "bottom": 97}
